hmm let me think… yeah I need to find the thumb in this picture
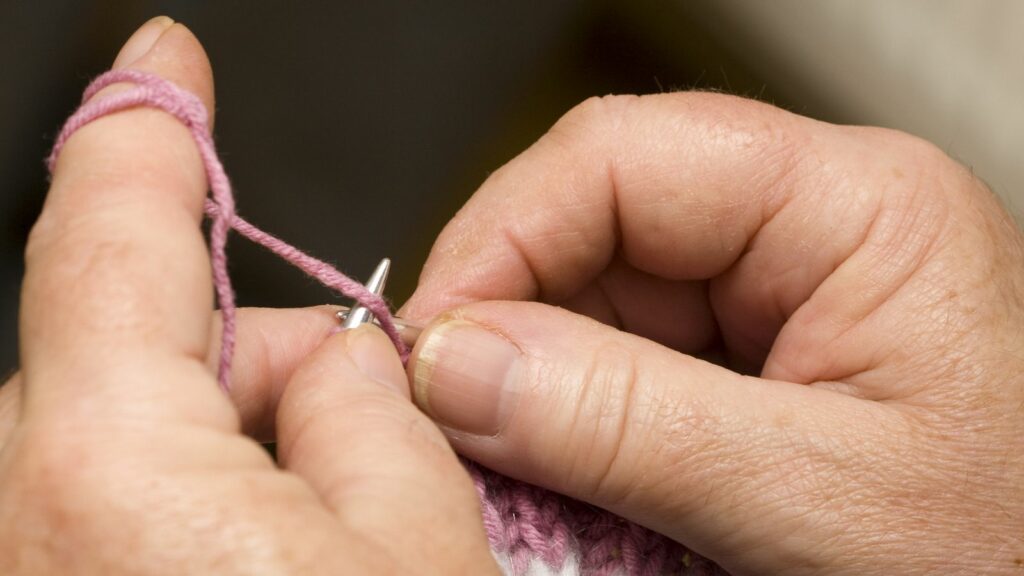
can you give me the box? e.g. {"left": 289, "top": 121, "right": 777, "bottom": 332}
{"left": 275, "top": 325, "right": 497, "bottom": 571}
{"left": 408, "top": 301, "right": 907, "bottom": 571}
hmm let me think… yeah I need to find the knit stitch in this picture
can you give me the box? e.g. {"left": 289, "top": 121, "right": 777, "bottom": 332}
{"left": 470, "top": 464, "right": 726, "bottom": 576}
{"left": 47, "top": 69, "right": 725, "bottom": 576}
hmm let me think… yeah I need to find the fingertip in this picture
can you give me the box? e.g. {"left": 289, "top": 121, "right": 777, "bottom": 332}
{"left": 125, "top": 21, "right": 216, "bottom": 121}
{"left": 101, "top": 18, "right": 215, "bottom": 126}
{"left": 287, "top": 323, "right": 408, "bottom": 403}
{"left": 44, "top": 18, "right": 218, "bottom": 214}
{"left": 112, "top": 16, "right": 174, "bottom": 70}
{"left": 344, "top": 324, "right": 410, "bottom": 399}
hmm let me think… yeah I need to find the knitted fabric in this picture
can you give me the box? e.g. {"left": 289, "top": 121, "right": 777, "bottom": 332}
{"left": 470, "top": 464, "right": 726, "bottom": 576}
{"left": 48, "top": 69, "right": 726, "bottom": 576}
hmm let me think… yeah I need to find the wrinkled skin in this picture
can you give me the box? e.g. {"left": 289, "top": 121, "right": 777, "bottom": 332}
{"left": 400, "top": 87, "right": 1024, "bottom": 574}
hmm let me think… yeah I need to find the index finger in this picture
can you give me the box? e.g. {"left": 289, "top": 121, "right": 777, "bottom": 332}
{"left": 402, "top": 94, "right": 961, "bottom": 384}
{"left": 405, "top": 94, "right": 832, "bottom": 318}
{"left": 19, "top": 20, "right": 228, "bottom": 425}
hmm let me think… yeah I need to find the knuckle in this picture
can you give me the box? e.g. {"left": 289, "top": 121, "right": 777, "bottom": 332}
{"left": 350, "top": 393, "right": 455, "bottom": 465}
{"left": 557, "top": 341, "right": 722, "bottom": 511}
{"left": 44, "top": 239, "right": 151, "bottom": 332}
{"left": 558, "top": 339, "right": 648, "bottom": 504}
{"left": 662, "top": 91, "right": 807, "bottom": 153}
{"left": 639, "top": 380, "right": 726, "bottom": 514}
{"left": 1, "top": 424, "right": 106, "bottom": 535}
{"left": 548, "top": 94, "right": 639, "bottom": 148}
{"left": 855, "top": 127, "right": 966, "bottom": 194}
{"left": 647, "top": 92, "right": 812, "bottom": 208}
{"left": 866, "top": 127, "right": 950, "bottom": 166}
{"left": 841, "top": 127, "right": 958, "bottom": 241}
{"left": 336, "top": 390, "right": 418, "bottom": 431}
{"left": 286, "top": 380, "right": 445, "bottom": 461}
{"left": 564, "top": 94, "right": 639, "bottom": 129}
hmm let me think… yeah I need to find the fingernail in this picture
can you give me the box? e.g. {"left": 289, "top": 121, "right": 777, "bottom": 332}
{"left": 413, "top": 320, "right": 522, "bottom": 435}
{"left": 346, "top": 324, "right": 409, "bottom": 397}
{"left": 112, "top": 16, "right": 175, "bottom": 69}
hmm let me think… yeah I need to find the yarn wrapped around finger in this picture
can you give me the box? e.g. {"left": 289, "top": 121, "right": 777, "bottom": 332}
{"left": 47, "top": 69, "right": 408, "bottom": 392}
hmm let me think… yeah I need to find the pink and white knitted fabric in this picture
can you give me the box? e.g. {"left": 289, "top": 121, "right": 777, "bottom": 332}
{"left": 469, "top": 464, "right": 725, "bottom": 575}
{"left": 48, "top": 70, "right": 726, "bottom": 576}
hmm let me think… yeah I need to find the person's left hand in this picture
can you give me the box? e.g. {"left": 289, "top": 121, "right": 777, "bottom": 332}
{"left": 0, "top": 17, "right": 495, "bottom": 575}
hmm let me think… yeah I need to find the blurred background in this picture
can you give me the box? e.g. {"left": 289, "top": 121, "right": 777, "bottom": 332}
{"left": 2, "top": 1, "right": 1022, "bottom": 376}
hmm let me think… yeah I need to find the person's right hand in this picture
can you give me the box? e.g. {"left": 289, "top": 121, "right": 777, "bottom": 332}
{"left": 401, "top": 94, "right": 1024, "bottom": 574}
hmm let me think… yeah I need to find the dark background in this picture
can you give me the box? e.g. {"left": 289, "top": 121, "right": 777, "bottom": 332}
{"left": 0, "top": 1, "right": 804, "bottom": 377}
{"left": 3, "top": 1, "right": 1012, "bottom": 377}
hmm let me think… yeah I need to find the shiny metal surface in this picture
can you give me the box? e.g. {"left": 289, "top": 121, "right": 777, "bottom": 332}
{"left": 340, "top": 258, "right": 391, "bottom": 329}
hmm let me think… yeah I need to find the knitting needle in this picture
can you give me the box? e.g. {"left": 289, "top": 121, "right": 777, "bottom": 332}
{"left": 335, "top": 258, "right": 425, "bottom": 348}
{"left": 341, "top": 257, "right": 391, "bottom": 329}
{"left": 336, "top": 306, "right": 424, "bottom": 349}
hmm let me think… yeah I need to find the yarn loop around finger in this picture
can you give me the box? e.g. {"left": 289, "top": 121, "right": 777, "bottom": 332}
{"left": 48, "top": 69, "right": 408, "bottom": 392}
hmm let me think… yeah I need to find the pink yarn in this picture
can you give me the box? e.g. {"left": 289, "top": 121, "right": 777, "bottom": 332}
{"left": 47, "top": 69, "right": 408, "bottom": 391}
{"left": 467, "top": 463, "right": 725, "bottom": 576}
{"left": 47, "top": 70, "right": 725, "bottom": 576}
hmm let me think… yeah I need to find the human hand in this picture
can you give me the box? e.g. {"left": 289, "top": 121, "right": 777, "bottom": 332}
{"left": 402, "top": 94, "right": 1024, "bottom": 574}
{"left": 0, "top": 17, "right": 496, "bottom": 575}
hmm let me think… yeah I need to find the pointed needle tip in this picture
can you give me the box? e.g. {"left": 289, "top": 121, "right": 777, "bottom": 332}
{"left": 366, "top": 257, "right": 391, "bottom": 296}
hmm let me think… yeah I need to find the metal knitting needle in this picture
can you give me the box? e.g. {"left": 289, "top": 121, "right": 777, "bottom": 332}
{"left": 335, "top": 259, "right": 425, "bottom": 348}
{"left": 341, "top": 257, "right": 391, "bottom": 329}
{"left": 337, "top": 306, "right": 424, "bottom": 347}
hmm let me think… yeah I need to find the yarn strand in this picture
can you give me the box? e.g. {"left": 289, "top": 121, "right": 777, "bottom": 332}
{"left": 47, "top": 69, "right": 408, "bottom": 392}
